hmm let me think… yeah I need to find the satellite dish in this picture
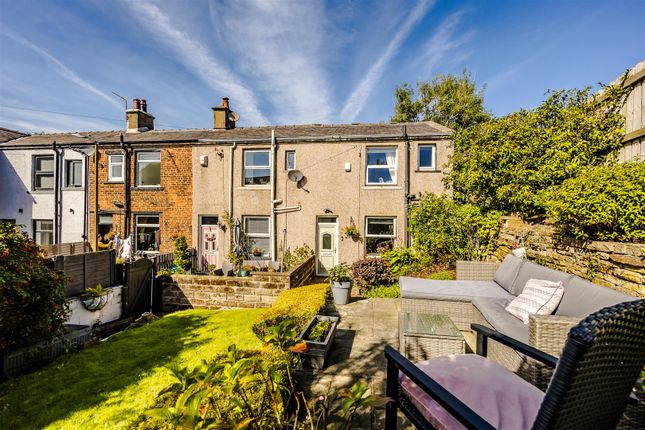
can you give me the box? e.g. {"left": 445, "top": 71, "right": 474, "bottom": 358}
{"left": 287, "top": 170, "right": 304, "bottom": 182}
{"left": 228, "top": 111, "right": 240, "bottom": 122}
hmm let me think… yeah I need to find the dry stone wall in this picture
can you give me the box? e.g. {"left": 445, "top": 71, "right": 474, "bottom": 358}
{"left": 162, "top": 255, "right": 315, "bottom": 310}
{"left": 493, "top": 217, "right": 644, "bottom": 297}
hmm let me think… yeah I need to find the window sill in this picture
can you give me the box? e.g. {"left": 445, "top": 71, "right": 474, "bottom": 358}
{"left": 361, "top": 185, "right": 402, "bottom": 190}
{"left": 62, "top": 187, "right": 85, "bottom": 191}
{"left": 131, "top": 186, "right": 164, "bottom": 191}
{"left": 238, "top": 186, "right": 271, "bottom": 190}
{"left": 415, "top": 169, "right": 441, "bottom": 173}
{"left": 103, "top": 180, "right": 124, "bottom": 184}
{"left": 30, "top": 189, "right": 54, "bottom": 194}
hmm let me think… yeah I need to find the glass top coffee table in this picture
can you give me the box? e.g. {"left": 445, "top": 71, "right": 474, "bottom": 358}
{"left": 399, "top": 312, "right": 465, "bottom": 361}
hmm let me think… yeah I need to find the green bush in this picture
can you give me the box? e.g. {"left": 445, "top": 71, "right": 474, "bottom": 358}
{"left": 351, "top": 258, "right": 394, "bottom": 293}
{"left": 0, "top": 222, "right": 69, "bottom": 350}
{"left": 409, "top": 194, "right": 501, "bottom": 264}
{"left": 380, "top": 247, "right": 418, "bottom": 275}
{"left": 545, "top": 162, "right": 645, "bottom": 242}
{"left": 252, "top": 283, "right": 330, "bottom": 339}
{"left": 283, "top": 243, "right": 313, "bottom": 270}
{"left": 362, "top": 284, "right": 401, "bottom": 298}
{"left": 172, "top": 235, "right": 191, "bottom": 273}
{"left": 427, "top": 270, "right": 456, "bottom": 280}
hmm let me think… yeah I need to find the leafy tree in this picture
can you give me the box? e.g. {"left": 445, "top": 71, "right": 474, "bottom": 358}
{"left": 0, "top": 222, "right": 69, "bottom": 350}
{"left": 447, "top": 86, "right": 627, "bottom": 216}
{"left": 173, "top": 235, "right": 192, "bottom": 273}
{"left": 392, "top": 71, "right": 491, "bottom": 129}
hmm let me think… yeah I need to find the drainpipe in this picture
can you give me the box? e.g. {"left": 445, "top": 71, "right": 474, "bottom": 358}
{"left": 120, "top": 134, "right": 130, "bottom": 237}
{"left": 403, "top": 126, "right": 411, "bottom": 248}
{"left": 94, "top": 142, "right": 99, "bottom": 251}
{"left": 83, "top": 152, "right": 89, "bottom": 242}
{"left": 52, "top": 141, "right": 60, "bottom": 244}
{"left": 228, "top": 142, "right": 236, "bottom": 218}
{"left": 270, "top": 130, "right": 277, "bottom": 260}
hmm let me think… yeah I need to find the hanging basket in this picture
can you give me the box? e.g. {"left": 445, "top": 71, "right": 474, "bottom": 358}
{"left": 81, "top": 294, "right": 108, "bottom": 311}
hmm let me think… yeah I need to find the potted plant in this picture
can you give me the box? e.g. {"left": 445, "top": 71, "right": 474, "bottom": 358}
{"left": 81, "top": 283, "right": 109, "bottom": 311}
{"left": 342, "top": 222, "right": 359, "bottom": 238}
{"left": 297, "top": 315, "right": 340, "bottom": 369}
{"left": 238, "top": 265, "right": 254, "bottom": 277}
{"left": 252, "top": 247, "right": 264, "bottom": 257}
{"left": 328, "top": 263, "right": 352, "bottom": 305}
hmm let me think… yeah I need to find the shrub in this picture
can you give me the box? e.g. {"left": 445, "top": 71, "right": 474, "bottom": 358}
{"left": 283, "top": 243, "right": 313, "bottom": 270}
{"left": 545, "top": 162, "right": 645, "bottom": 242}
{"left": 252, "top": 283, "right": 330, "bottom": 338}
{"left": 362, "top": 284, "right": 401, "bottom": 298}
{"left": 409, "top": 194, "right": 501, "bottom": 264}
{"left": 0, "top": 222, "right": 69, "bottom": 350}
{"left": 172, "top": 235, "right": 191, "bottom": 273}
{"left": 427, "top": 270, "right": 456, "bottom": 280}
{"left": 328, "top": 263, "right": 351, "bottom": 283}
{"left": 381, "top": 247, "right": 418, "bottom": 275}
{"left": 351, "top": 258, "right": 394, "bottom": 293}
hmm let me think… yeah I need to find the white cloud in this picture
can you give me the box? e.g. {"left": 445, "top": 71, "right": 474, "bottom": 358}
{"left": 0, "top": 107, "right": 118, "bottom": 133}
{"left": 2, "top": 32, "right": 123, "bottom": 111}
{"left": 417, "top": 10, "right": 474, "bottom": 74}
{"left": 209, "top": 1, "right": 333, "bottom": 124}
{"left": 340, "top": 0, "right": 435, "bottom": 121}
{"left": 123, "top": 1, "right": 269, "bottom": 126}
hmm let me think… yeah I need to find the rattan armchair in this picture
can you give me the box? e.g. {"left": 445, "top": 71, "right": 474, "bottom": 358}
{"left": 386, "top": 299, "right": 645, "bottom": 429}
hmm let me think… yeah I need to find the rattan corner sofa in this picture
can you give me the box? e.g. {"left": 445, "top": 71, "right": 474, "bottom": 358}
{"left": 400, "top": 254, "right": 636, "bottom": 388}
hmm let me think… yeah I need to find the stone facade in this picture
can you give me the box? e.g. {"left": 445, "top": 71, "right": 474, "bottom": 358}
{"left": 162, "top": 255, "right": 315, "bottom": 310}
{"left": 494, "top": 216, "right": 644, "bottom": 297}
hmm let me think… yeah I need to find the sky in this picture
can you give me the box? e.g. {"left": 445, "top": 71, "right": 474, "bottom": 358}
{"left": 0, "top": 0, "right": 643, "bottom": 133}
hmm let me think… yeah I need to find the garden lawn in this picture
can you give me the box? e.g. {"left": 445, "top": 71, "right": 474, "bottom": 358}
{"left": 0, "top": 309, "right": 264, "bottom": 430}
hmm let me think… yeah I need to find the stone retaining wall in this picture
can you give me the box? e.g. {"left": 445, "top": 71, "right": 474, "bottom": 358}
{"left": 162, "top": 255, "right": 316, "bottom": 310}
{"left": 494, "top": 217, "right": 644, "bottom": 297}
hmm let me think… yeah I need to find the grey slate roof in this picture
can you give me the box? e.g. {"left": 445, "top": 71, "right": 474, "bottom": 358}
{"left": 0, "top": 121, "right": 451, "bottom": 148}
{"left": 0, "top": 127, "right": 28, "bottom": 143}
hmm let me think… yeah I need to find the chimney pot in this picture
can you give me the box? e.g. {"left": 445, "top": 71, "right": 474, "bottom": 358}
{"left": 141, "top": 99, "right": 147, "bottom": 112}
{"left": 133, "top": 98, "right": 141, "bottom": 110}
{"left": 222, "top": 97, "right": 230, "bottom": 109}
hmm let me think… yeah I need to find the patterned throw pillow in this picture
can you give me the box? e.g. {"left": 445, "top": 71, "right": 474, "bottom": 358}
{"left": 505, "top": 279, "right": 564, "bottom": 324}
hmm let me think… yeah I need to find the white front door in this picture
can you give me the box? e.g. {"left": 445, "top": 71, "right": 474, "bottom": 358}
{"left": 316, "top": 218, "right": 338, "bottom": 276}
{"left": 200, "top": 225, "right": 219, "bottom": 271}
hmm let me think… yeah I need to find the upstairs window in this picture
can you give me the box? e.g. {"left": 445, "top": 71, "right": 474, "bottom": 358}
{"left": 418, "top": 145, "right": 436, "bottom": 170}
{"left": 244, "top": 150, "right": 270, "bottom": 186}
{"left": 285, "top": 150, "right": 296, "bottom": 171}
{"left": 365, "top": 217, "right": 395, "bottom": 255}
{"left": 108, "top": 154, "right": 124, "bottom": 182}
{"left": 33, "top": 155, "right": 54, "bottom": 190}
{"left": 65, "top": 160, "right": 82, "bottom": 187}
{"left": 244, "top": 216, "right": 270, "bottom": 258}
{"left": 136, "top": 151, "right": 161, "bottom": 186}
{"left": 366, "top": 147, "right": 396, "bottom": 185}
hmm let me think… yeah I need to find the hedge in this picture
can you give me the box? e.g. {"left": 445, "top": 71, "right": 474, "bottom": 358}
{"left": 252, "top": 283, "right": 330, "bottom": 339}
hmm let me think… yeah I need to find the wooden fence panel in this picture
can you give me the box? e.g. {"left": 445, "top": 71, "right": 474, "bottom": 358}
{"left": 58, "top": 250, "right": 116, "bottom": 297}
{"left": 41, "top": 242, "right": 90, "bottom": 257}
{"left": 124, "top": 258, "right": 153, "bottom": 318}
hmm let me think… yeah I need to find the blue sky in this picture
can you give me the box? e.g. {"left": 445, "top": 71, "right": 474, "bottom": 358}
{"left": 0, "top": 0, "right": 643, "bottom": 133}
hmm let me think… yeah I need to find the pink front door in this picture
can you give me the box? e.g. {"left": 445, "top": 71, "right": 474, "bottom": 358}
{"left": 200, "top": 226, "right": 219, "bottom": 270}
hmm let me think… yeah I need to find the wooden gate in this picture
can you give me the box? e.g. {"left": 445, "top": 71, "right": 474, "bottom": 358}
{"left": 124, "top": 258, "right": 153, "bottom": 318}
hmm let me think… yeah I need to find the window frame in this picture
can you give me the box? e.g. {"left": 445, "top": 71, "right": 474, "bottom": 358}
{"left": 65, "top": 159, "right": 83, "bottom": 188}
{"left": 108, "top": 154, "right": 125, "bottom": 182}
{"left": 418, "top": 144, "right": 437, "bottom": 171}
{"left": 135, "top": 150, "right": 161, "bottom": 187}
{"left": 33, "top": 219, "right": 54, "bottom": 245}
{"left": 135, "top": 214, "right": 161, "bottom": 253}
{"left": 32, "top": 155, "right": 55, "bottom": 191}
{"left": 364, "top": 217, "right": 396, "bottom": 255}
{"left": 365, "top": 147, "right": 397, "bottom": 185}
{"left": 243, "top": 215, "right": 270, "bottom": 258}
{"left": 285, "top": 150, "right": 296, "bottom": 171}
{"left": 243, "top": 149, "right": 271, "bottom": 187}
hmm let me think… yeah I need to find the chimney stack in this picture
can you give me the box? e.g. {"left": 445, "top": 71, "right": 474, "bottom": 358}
{"left": 211, "top": 97, "right": 236, "bottom": 130}
{"left": 126, "top": 97, "right": 154, "bottom": 133}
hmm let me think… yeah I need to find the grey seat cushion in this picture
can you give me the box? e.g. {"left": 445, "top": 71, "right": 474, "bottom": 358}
{"left": 400, "top": 277, "right": 514, "bottom": 302}
{"left": 556, "top": 276, "right": 636, "bottom": 317}
{"left": 494, "top": 254, "right": 524, "bottom": 293}
{"left": 511, "top": 261, "right": 574, "bottom": 296}
{"left": 472, "top": 297, "right": 528, "bottom": 344}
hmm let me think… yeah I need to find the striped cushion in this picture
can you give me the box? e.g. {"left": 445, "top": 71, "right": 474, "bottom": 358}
{"left": 505, "top": 279, "right": 564, "bottom": 324}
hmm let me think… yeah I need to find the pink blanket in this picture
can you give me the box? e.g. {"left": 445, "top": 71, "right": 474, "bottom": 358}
{"left": 400, "top": 354, "right": 544, "bottom": 429}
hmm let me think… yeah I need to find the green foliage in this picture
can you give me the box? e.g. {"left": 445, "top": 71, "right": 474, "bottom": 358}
{"left": 380, "top": 247, "right": 418, "bottom": 275}
{"left": 252, "top": 283, "right": 330, "bottom": 339}
{"left": 351, "top": 258, "right": 394, "bottom": 293}
{"left": 545, "top": 162, "right": 645, "bottom": 242}
{"left": 342, "top": 222, "right": 359, "bottom": 238}
{"left": 448, "top": 87, "right": 627, "bottom": 216}
{"left": 172, "top": 235, "right": 191, "bottom": 274}
{"left": 408, "top": 194, "right": 502, "bottom": 264}
{"left": 82, "top": 283, "right": 106, "bottom": 299}
{"left": 156, "top": 268, "right": 172, "bottom": 278}
{"left": 392, "top": 71, "right": 491, "bottom": 129}
{"left": 307, "top": 320, "right": 331, "bottom": 342}
{"left": 362, "top": 284, "right": 401, "bottom": 298}
{"left": 427, "top": 270, "right": 456, "bottom": 280}
{"left": 328, "top": 263, "right": 352, "bottom": 283}
{"left": 283, "top": 243, "right": 313, "bottom": 271}
{"left": 0, "top": 222, "right": 69, "bottom": 350}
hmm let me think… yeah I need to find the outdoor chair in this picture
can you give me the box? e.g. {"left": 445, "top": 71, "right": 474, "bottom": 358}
{"left": 385, "top": 299, "right": 645, "bottom": 429}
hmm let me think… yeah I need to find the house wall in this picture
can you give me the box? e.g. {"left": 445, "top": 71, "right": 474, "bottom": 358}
{"left": 191, "top": 137, "right": 452, "bottom": 270}
{"left": 89, "top": 145, "right": 192, "bottom": 253}
{"left": 0, "top": 148, "right": 85, "bottom": 243}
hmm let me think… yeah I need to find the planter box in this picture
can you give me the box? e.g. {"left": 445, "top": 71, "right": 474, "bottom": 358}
{"left": 297, "top": 315, "right": 339, "bottom": 370}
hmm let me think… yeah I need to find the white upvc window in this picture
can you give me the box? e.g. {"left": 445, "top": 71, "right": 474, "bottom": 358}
{"left": 135, "top": 214, "right": 160, "bottom": 252}
{"left": 418, "top": 144, "right": 436, "bottom": 170}
{"left": 65, "top": 160, "right": 83, "bottom": 187}
{"left": 365, "top": 217, "right": 396, "bottom": 255}
{"left": 244, "top": 216, "right": 270, "bottom": 258}
{"left": 285, "top": 150, "right": 296, "bottom": 171}
{"left": 33, "top": 219, "right": 54, "bottom": 245}
{"left": 32, "top": 155, "right": 55, "bottom": 190}
{"left": 243, "top": 150, "right": 271, "bottom": 186}
{"left": 108, "top": 154, "right": 124, "bottom": 182}
{"left": 366, "top": 147, "right": 397, "bottom": 185}
{"left": 136, "top": 151, "right": 161, "bottom": 186}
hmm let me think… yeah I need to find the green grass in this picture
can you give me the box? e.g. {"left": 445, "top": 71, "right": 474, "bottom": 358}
{"left": 0, "top": 309, "right": 263, "bottom": 430}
